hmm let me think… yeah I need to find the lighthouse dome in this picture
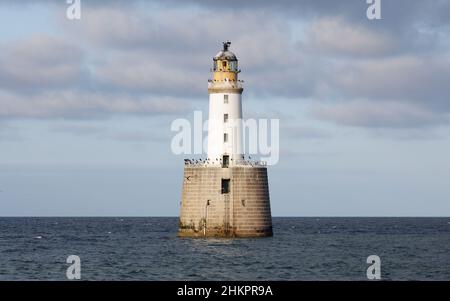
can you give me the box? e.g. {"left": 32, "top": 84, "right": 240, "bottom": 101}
{"left": 213, "top": 41, "right": 237, "bottom": 61}
{"left": 214, "top": 50, "right": 237, "bottom": 61}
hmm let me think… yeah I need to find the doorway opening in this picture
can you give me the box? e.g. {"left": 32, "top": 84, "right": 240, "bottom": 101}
{"left": 221, "top": 179, "right": 230, "bottom": 194}
{"left": 222, "top": 155, "right": 229, "bottom": 168}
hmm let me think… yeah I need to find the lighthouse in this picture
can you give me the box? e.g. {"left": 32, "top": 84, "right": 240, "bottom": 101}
{"left": 178, "top": 42, "right": 273, "bottom": 237}
{"left": 206, "top": 41, "right": 244, "bottom": 165}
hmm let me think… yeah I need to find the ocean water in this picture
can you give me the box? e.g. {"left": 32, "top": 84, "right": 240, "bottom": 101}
{"left": 0, "top": 217, "right": 449, "bottom": 280}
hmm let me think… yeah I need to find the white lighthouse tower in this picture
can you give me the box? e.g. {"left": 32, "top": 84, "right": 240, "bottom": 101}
{"left": 178, "top": 42, "right": 272, "bottom": 238}
{"left": 207, "top": 41, "right": 244, "bottom": 166}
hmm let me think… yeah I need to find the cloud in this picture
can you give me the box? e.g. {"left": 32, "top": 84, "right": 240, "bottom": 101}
{"left": 93, "top": 54, "right": 205, "bottom": 97}
{"left": 311, "top": 100, "right": 448, "bottom": 128}
{"left": 0, "top": 1, "right": 449, "bottom": 131}
{"left": 0, "top": 35, "right": 85, "bottom": 91}
{"left": 171, "top": 0, "right": 450, "bottom": 31}
{"left": 329, "top": 55, "right": 450, "bottom": 106}
{"left": 367, "top": 127, "right": 442, "bottom": 140}
{"left": 0, "top": 90, "right": 189, "bottom": 119}
{"left": 281, "top": 149, "right": 339, "bottom": 159}
{"left": 49, "top": 123, "right": 106, "bottom": 135}
{"left": 284, "top": 126, "right": 332, "bottom": 139}
{"left": 304, "top": 17, "right": 397, "bottom": 57}
{"left": 62, "top": 7, "right": 302, "bottom": 98}
{"left": 49, "top": 123, "right": 166, "bottom": 142}
{"left": 0, "top": 121, "right": 21, "bottom": 141}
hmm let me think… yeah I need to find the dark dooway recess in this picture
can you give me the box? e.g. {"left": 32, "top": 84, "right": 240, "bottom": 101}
{"left": 221, "top": 179, "right": 230, "bottom": 194}
{"left": 222, "top": 155, "right": 229, "bottom": 168}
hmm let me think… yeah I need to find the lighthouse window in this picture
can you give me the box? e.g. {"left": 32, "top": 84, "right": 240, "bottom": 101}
{"left": 224, "top": 95, "right": 229, "bottom": 104}
{"left": 222, "top": 155, "right": 229, "bottom": 168}
{"left": 224, "top": 114, "right": 229, "bottom": 123}
{"left": 221, "top": 179, "right": 230, "bottom": 194}
{"left": 224, "top": 133, "right": 228, "bottom": 143}
{"left": 222, "top": 61, "right": 227, "bottom": 68}
{"left": 230, "top": 61, "right": 237, "bottom": 71}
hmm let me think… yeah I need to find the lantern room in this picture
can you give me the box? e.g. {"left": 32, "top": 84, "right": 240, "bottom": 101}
{"left": 212, "top": 41, "right": 240, "bottom": 82}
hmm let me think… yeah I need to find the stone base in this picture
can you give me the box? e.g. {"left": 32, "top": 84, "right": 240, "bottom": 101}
{"left": 178, "top": 166, "right": 273, "bottom": 238}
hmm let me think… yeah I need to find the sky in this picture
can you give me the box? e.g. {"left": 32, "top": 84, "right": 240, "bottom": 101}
{"left": 0, "top": 0, "right": 450, "bottom": 216}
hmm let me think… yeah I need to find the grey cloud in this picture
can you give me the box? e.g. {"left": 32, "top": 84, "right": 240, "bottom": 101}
{"left": 9, "top": 0, "right": 450, "bottom": 39}
{"left": 68, "top": 5, "right": 450, "bottom": 106}
{"left": 284, "top": 126, "right": 332, "bottom": 139}
{"left": 367, "top": 127, "right": 442, "bottom": 140}
{"left": 65, "top": 7, "right": 299, "bottom": 98}
{"left": 93, "top": 53, "right": 205, "bottom": 97}
{"left": 70, "top": 7, "right": 293, "bottom": 67}
{"left": 0, "top": 35, "right": 85, "bottom": 91}
{"left": 329, "top": 56, "right": 450, "bottom": 106}
{"left": 108, "top": 131, "right": 167, "bottom": 143}
{"left": 0, "top": 90, "right": 190, "bottom": 119}
{"left": 311, "top": 101, "right": 449, "bottom": 128}
{"left": 0, "top": 121, "right": 22, "bottom": 141}
{"left": 245, "top": 108, "right": 295, "bottom": 122}
{"left": 174, "top": 0, "right": 450, "bottom": 28}
{"left": 281, "top": 149, "right": 339, "bottom": 159}
{"left": 49, "top": 123, "right": 106, "bottom": 135}
{"left": 49, "top": 123, "right": 166, "bottom": 142}
{"left": 178, "top": 0, "right": 450, "bottom": 58}
{"left": 303, "top": 17, "right": 398, "bottom": 57}
{"left": 1, "top": 1, "right": 449, "bottom": 130}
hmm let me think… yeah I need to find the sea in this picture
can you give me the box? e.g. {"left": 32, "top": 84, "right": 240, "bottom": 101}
{"left": 0, "top": 217, "right": 449, "bottom": 280}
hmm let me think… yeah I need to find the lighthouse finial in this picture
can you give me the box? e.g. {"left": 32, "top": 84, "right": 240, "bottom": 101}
{"left": 223, "top": 41, "right": 231, "bottom": 51}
